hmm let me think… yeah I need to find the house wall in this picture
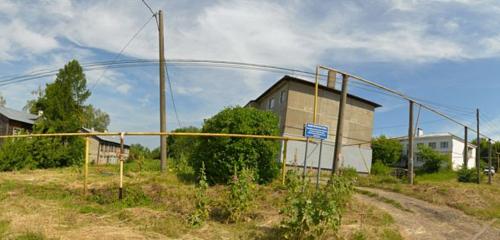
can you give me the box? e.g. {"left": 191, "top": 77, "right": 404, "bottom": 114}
{"left": 251, "top": 81, "right": 289, "bottom": 133}
{"left": 87, "top": 137, "right": 130, "bottom": 165}
{"left": 400, "top": 135, "right": 476, "bottom": 170}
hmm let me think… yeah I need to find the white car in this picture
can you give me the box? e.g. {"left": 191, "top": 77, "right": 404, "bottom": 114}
{"left": 483, "top": 167, "right": 496, "bottom": 175}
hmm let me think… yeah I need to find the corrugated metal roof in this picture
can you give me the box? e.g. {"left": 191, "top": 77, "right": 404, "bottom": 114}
{"left": 0, "top": 106, "right": 38, "bottom": 125}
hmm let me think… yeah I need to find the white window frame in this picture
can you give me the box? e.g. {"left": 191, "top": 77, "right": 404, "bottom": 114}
{"left": 268, "top": 98, "right": 275, "bottom": 109}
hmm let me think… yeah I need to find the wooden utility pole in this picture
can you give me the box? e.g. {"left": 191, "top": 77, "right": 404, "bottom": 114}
{"left": 488, "top": 139, "right": 492, "bottom": 184}
{"left": 158, "top": 10, "right": 168, "bottom": 172}
{"left": 332, "top": 74, "right": 349, "bottom": 175}
{"left": 464, "top": 126, "right": 468, "bottom": 168}
{"left": 476, "top": 108, "right": 480, "bottom": 184}
{"left": 408, "top": 101, "right": 414, "bottom": 185}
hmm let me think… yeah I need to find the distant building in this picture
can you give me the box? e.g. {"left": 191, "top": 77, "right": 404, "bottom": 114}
{"left": 398, "top": 130, "right": 476, "bottom": 170}
{"left": 0, "top": 106, "right": 39, "bottom": 144}
{"left": 247, "top": 75, "right": 381, "bottom": 173}
{"left": 81, "top": 128, "right": 130, "bottom": 164}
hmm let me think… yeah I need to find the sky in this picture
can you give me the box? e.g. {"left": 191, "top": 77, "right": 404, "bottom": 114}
{"left": 1, "top": 0, "right": 500, "bottom": 148}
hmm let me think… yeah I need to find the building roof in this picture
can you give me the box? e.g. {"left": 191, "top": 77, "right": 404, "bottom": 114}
{"left": 81, "top": 128, "right": 130, "bottom": 147}
{"left": 0, "top": 106, "right": 38, "bottom": 125}
{"left": 248, "top": 75, "right": 382, "bottom": 108}
{"left": 395, "top": 132, "right": 477, "bottom": 147}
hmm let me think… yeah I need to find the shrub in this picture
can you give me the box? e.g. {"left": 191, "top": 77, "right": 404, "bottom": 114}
{"left": 187, "top": 162, "right": 210, "bottom": 227}
{"left": 226, "top": 168, "right": 256, "bottom": 222}
{"left": 167, "top": 126, "right": 200, "bottom": 161}
{"left": 371, "top": 161, "right": 392, "bottom": 176}
{"left": 371, "top": 136, "right": 402, "bottom": 166}
{"left": 280, "top": 171, "right": 355, "bottom": 239}
{"left": 418, "top": 145, "right": 450, "bottom": 173}
{"left": 457, "top": 167, "right": 482, "bottom": 183}
{"left": 191, "top": 106, "right": 281, "bottom": 184}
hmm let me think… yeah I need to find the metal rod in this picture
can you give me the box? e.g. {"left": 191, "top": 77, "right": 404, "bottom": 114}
{"left": 313, "top": 66, "right": 320, "bottom": 124}
{"left": 281, "top": 139, "right": 288, "bottom": 185}
{"left": 302, "top": 137, "right": 309, "bottom": 180}
{"left": 316, "top": 140, "right": 323, "bottom": 189}
{"left": 119, "top": 132, "right": 125, "bottom": 200}
{"left": 476, "top": 108, "right": 481, "bottom": 184}
{"left": 84, "top": 136, "right": 89, "bottom": 196}
{"left": 408, "top": 101, "right": 414, "bottom": 185}
{"left": 488, "top": 139, "right": 492, "bottom": 184}
{"left": 332, "top": 74, "right": 349, "bottom": 175}
{"left": 464, "top": 126, "right": 468, "bottom": 169}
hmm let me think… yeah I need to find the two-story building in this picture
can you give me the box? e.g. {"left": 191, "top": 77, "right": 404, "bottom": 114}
{"left": 398, "top": 130, "right": 476, "bottom": 170}
{"left": 247, "top": 75, "right": 381, "bottom": 173}
{"left": 81, "top": 128, "right": 130, "bottom": 164}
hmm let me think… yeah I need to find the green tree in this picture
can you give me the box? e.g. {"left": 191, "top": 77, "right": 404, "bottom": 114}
{"left": 191, "top": 106, "right": 281, "bottom": 184}
{"left": 417, "top": 145, "right": 450, "bottom": 173}
{"left": 82, "top": 105, "right": 110, "bottom": 132}
{"left": 371, "top": 135, "right": 402, "bottom": 166}
{"left": 167, "top": 126, "right": 200, "bottom": 160}
{"left": 129, "top": 143, "right": 151, "bottom": 161}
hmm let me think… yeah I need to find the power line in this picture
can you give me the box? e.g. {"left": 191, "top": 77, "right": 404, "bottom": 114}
{"left": 89, "top": 15, "right": 155, "bottom": 91}
{"left": 165, "top": 66, "right": 182, "bottom": 128}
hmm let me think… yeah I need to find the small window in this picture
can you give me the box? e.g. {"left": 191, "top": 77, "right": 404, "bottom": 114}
{"left": 440, "top": 141, "right": 449, "bottom": 149}
{"left": 280, "top": 90, "right": 286, "bottom": 103}
{"left": 428, "top": 142, "right": 436, "bottom": 149}
{"left": 268, "top": 98, "right": 275, "bottom": 109}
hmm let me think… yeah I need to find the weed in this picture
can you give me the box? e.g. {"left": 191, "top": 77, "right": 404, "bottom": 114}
{"left": 226, "top": 168, "right": 256, "bottom": 223}
{"left": 187, "top": 162, "right": 209, "bottom": 227}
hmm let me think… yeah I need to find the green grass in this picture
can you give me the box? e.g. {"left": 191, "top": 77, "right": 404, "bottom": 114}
{"left": 415, "top": 170, "right": 456, "bottom": 182}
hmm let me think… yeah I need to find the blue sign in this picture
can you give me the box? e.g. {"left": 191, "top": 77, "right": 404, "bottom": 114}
{"left": 304, "top": 123, "right": 329, "bottom": 140}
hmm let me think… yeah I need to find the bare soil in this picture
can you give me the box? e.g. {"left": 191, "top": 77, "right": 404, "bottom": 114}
{"left": 356, "top": 187, "right": 500, "bottom": 240}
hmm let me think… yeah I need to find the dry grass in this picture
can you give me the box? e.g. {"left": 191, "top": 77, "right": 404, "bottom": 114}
{"left": 0, "top": 162, "right": 402, "bottom": 239}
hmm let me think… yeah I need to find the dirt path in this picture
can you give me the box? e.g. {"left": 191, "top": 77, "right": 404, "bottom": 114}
{"left": 355, "top": 187, "right": 500, "bottom": 240}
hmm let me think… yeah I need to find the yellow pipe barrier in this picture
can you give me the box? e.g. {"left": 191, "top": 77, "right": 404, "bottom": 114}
{"left": 84, "top": 136, "right": 89, "bottom": 196}
{"left": 281, "top": 139, "right": 288, "bottom": 185}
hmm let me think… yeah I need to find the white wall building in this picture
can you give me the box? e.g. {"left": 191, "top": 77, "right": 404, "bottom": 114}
{"left": 398, "top": 131, "right": 476, "bottom": 170}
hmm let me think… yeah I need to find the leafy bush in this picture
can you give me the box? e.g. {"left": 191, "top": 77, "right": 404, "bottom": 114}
{"left": 226, "top": 168, "right": 256, "bottom": 222}
{"left": 187, "top": 162, "right": 209, "bottom": 227}
{"left": 280, "top": 171, "right": 355, "bottom": 239}
{"left": 167, "top": 126, "right": 200, "bottom": 161}
{"left": 191, "top": 106, "right": 281, "bottom": 184}
{"left": 372, "top": 136, "right": 402, "bottom": 166}
{"left": 457, "top": 167, "right": 482, "bottom": 183}
{"left": 371, "top": 161, "right": 392, "bottom": 176}
{"left": 417, "top": 145, "right": 450, "bottom": 173}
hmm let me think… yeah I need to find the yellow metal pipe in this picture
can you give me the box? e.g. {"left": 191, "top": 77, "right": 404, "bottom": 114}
{"left": 119, "top": 132, "right": 125, "bottom": 200}
{"left": 313, "top": 65, "right": 320, "bottom": 124}
{"left": 281, "top": 139, "right": 288, "bottom": 185}
{"left": 84, "top": 136, "right": 89, "bottom": 196}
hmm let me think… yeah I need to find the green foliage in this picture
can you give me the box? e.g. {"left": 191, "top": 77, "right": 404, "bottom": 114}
{"left": 417, "top": 145, "right": 450, "bottom": 173}
{"left": 187, "top": 162, "right": 209, "bottom": 227}
{"left": 226, "top": 168, "right": 256, "bottom": 222}
{"left": 82, "top": 104, "right": 110, "bottom": 132}
{"left": 457, "top": 167, "right": 482, "bottom": 183}
{"left": 371, "top": 161, "right": 392, "bottom": 176}
{"left": 0, "top": 137, "right": 34, "bottom": 171}
{"left": 371, "top": 136, "right": 402, "bottom": 166}
{"left": 191, "top": 106, "right": 281, "bottom": 184}
{"left": 168, "top": 126, "right": 200, "bottom": 161}
{"left": 129, "top": 144, "right": 151, "bottom": 161}
{"left": 280, "top": 171, "right": 355, "bottom": 239}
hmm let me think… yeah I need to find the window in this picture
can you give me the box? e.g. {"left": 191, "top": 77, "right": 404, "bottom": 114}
{"left": 440, "top": 141, "right": 449, "bottom": 149}
{"left": 428, "top": 142, "right": 436, "bottom": 149}
{"left": 280, "top": 90, "right": 286, "bottom": 103}
{"left": 268, "top": 98, "right": 275, "bottom": 109}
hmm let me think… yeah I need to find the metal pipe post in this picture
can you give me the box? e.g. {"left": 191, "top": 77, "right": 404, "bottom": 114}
{"left": 316, "top": 140, "right": 323, "bottom": 189}
{"left": 488, "top": 139, "right": 492, "bottom": 184}
{"left": 119, "top": 132, "right": 125, "bottom": 199}
{"left": 476, "top": 109, "right": 481, "bottom": 184}
{"left": 84, "top": 137, "right": 89, "bottom": 196}
{"left": 332, "top": 74, "right": 349, "bottom": 175}
{"left": 281, "top": 139, "right": 288, "bottom": 185}
{"left": 464, "top": 126, "right": 468, "bottom": 168}
{"left": 408, "top": 101, "right": 414, "bottom": 185}
{"left": 302, "top": 137, "right": 309, "bottom": 180}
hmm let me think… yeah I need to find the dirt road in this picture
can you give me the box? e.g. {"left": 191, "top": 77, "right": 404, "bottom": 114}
{"left": 355, "top": 187, "right": 500, "bottom": 240}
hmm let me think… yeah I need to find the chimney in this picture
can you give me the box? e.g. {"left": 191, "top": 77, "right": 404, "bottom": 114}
{"left": 37, "top": 110, "right": 43, "bottom": 117}
{"left": 327, "top": 70, "right": 336, "bottom": 89}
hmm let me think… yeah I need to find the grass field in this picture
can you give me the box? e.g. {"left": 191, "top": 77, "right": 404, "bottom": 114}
{"left": 357, "top": 170, "right": 500, "bottom": 225}
{"left": 0, "top": 160, "right": 401, "bottom": 240}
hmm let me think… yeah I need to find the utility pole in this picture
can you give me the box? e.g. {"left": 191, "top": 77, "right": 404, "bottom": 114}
{"left": 332, "top": 74, "right": 349, "bottom": 175}
{"left": 408, "top": 101, "right": 414, "bottom": 185}
{"left": 488, "top": 139, "right": 492, "bottom": 184}
{"left": 464, "top": 126, "right": 468, "bottom": 168}
{"left": 158, "top": 10, "right": 168, "bottom": 172}
{"left": 476, "top": 109, "right": 480, "bottom": 184}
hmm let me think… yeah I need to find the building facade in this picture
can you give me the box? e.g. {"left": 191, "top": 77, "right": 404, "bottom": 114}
{"left": 0, "top": 106, "right": 38, "bottom": 144}
{"left": 81, "top": 128, "right": 130, "bottom": 164}
{"left": 247, "top": 75, "right": 381, "bottom": 173}
{"left": 398, "top": 132, "right": 476, "bottom": 170}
